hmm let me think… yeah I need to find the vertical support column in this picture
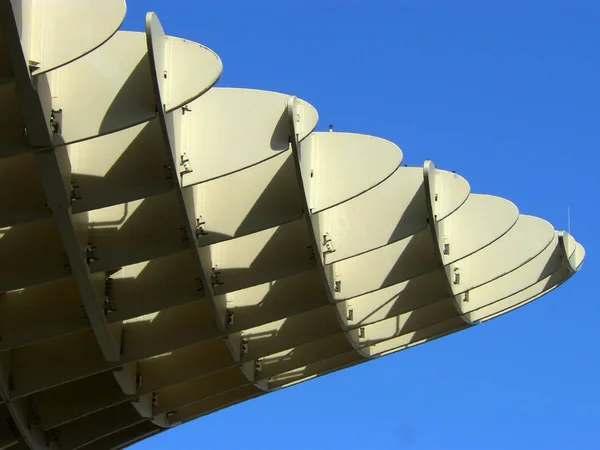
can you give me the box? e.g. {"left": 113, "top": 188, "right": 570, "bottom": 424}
{"left": 287, "top": 96, "right": 370, "bottom": 359}
{"left": 145, "top": 13, "right": 235, "bottom": 379}
{"left": 423, "top": 160, "right": 474, "bottom": 325}
{"left": 0, "top": 0, "right": 122, "bottom": 362}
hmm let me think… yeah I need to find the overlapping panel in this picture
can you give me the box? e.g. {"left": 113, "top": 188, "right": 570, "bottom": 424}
{"left": 0, "top": 2, "right": 584, "bottom": 450}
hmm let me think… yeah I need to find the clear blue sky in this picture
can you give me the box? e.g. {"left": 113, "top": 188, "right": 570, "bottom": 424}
{"left": 125, "top": 2, "right": 598, "bottom": 449}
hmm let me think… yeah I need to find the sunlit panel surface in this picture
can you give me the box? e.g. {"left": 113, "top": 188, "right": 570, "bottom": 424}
{"left": 0, "top": 1, "right": 584, "bottom": 449}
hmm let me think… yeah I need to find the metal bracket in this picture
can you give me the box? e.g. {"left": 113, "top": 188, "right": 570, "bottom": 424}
{"left": 240, "top": 338, "right": 249, "bottom": 355}
{"left": 49, "top": 109, "right": 62, "bottom": 134}
{"left": 180, "top": 152, "right": 193, "bottom": 176}
{"left": 179, "top": 227, "right": 188, "bottom": 242}
{"left": 334, "top": 279, "right": 342, "bottom": 293}
{"left": 211, "top": 267, "right": 224, "bottom": 288}
{"left": 86, "top": 244, "right": 99, "bottom": 265}
{"left": 104, "top": 275, "right": 116, "bottom": 315}
{"left": 70, "top": 181, "right": 82, "bottom": 203}
{"left": 323, "top": 233, "right": 336, "bottom": 255}
{"left": 453, "top": 268, "right": 461, "bottom": 285}
{"left": 194, "top": 276, "right": 204, "bottom": 292}
{"left": 45, "top": 429, "right": 58, "bottom": 447}
{"left": 195, "top": 217, "right": 208, "bottom": 237}
{"left": 26, "top": 399, "right": 40, "bottom": 430}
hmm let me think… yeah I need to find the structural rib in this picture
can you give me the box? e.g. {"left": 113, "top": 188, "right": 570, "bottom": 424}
{"left": 0, "top": 4, "right": 584, "bottom": 450}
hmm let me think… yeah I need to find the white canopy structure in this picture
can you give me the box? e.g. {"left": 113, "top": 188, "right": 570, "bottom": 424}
{"left": 0, "top": 1, "right": 585, "bottom": 449}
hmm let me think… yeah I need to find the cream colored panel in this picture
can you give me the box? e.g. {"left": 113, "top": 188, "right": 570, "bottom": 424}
{"left": 561, "top": 232, "right": 585, "bottom": 271}
{"left": 0, "top": 153, "right": 49, "bottom": 226}
{"left": 0, "top": 279, "right": 86, "bottom": 350}
{"left": 233, "top": 307, "right": 340, "bottom": 361}
{"left": 53, "top": 403, "right": 145, "bottom": 449}
{"left": 368, "top": 316, "right": 470, "bottom": 357}
{"left": 330, "top": 227, "right": 438, "bottom": 301}
{"left": 33, "top": 372, "right": 128, "bottom": 430}
{"left": 0, "top": 4, "right": 53, "bottom": 147}
{"left": 472, "top": 239, "right": 584, "bottom": 323}
{"left": 358, "top": 299, "right": 458, "bottom": 347}
{"left": 0, "top": 220, "right": 69, "bottom": 292}
{"left": 7, "top": 331, "right": 117, "bottom": 398}
{"left": 223, "top": 269, "right": 329, "bottom": 332}
{"left": 343, "top": 268, "right": 450, "bottom": 327}
{"left": 7, "top": 332, "right": 234, "bottom": 399}
{"left": 145, "top": 12, "right": 221, "bottom": 112}
{"left": 43, "top": 27, "right": 220, "bottom": 145}
{"left": 424, "top": 161, "right": 470, "bottom": 221}
{"left": 447, "top": 215, "right": 555, "bottom": 295}
{"left": 84, "top": 192, "right": 189, "bottom": 273}
{"left": 258, "top": 334, "right": 353, "bottom": 380}
{"left": 437, "top": 194, "right": 519, "bottom": 265}
{"left": 68, "top": 120, "right": 173, "bottom": 214}
{"left": 457, "top": 234, "right": 563, "bottom": 318}
{"left": 269, "top": 351, "right": 364, "bottom": 390}
{"left": 104, "top": 251, "right": 204, "bottom": 323}
{"left": 45, "top": 31, "right": 155, "bottom": 144}
{"left": 189, "top": 151, "right": 304, "bottom": 246}
{"left": 470, "top": 268, "right": 571, "bottom": 323}
{"left": 119, "top": 301, "right": 221, "bottom": 363}
{"left": 315, "top": 167, "right": 427, "bottom": 264}
{"left": 152, "top": 367, "right": 247, "bottom": 417}
{"left": 179, "top": 88, "right": 317, "bottom": 186}
{"left": 208, "top": 219, "right": 315, "bottom": 295}
{"left": 136, "top": 340, "right": 234, "bottom": 394}
{"left": 301, "top": 132, "right": 403, "bottom": 213}
{"left": 10, "top": 0, "right": 126, "bottom": 74}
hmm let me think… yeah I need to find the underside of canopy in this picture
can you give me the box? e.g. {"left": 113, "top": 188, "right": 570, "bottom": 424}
{"left": 0, "top": 2, "right": 584, "bottom": 450}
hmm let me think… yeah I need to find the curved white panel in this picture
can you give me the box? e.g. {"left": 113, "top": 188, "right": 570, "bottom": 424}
{"left": 315, "top": 167, "right": 427, "bottom": 264}
{"left": 358, "top": 299, "right": 458, "bottom": 346}
{"left": 45, "top": 31, "right": 155, "bottom": 144}
{"left": 470, "top": 267, "right": 572, "bottom": 323}
{"left": 457, "top": 234, "right": 562, "bottom": 317}
{"left": 11, "top": 0, "right": 126, "bottom": 74}
{"left": 301, "top": 132, "right": 403, "bottom": 213}
{"left": 146, "top": 12, "right": 222, "bottom": 113}
{"left": 42, "top": 28, "right": 221, "bottom": 146}
{"left": 188, "top": 151, "right": 303, "bottom": 246}
{"left": 295, "top": 98, "right": 319, "bottom": 142}
{"left": 180, "top": 88, "right": 318, "bottom": 186}
{"left": 340, "top": 268, "right": 450, "bottom": 327}
{"left": 438, "top": 194, "right": 519, "bottom": 265}
{"left": 367, "top": 316, "right": 469, "bottom": 358}
{"left": 207, "top": 219, "right": 315, "bottom": 295}
{"left": 424, "top": 161, "right": 471, "bottom": 222}
{"left": 561, "top": 231, "right": 585, "bottom": 272}
{"left": 0, "top": 1, "right": 586, "bottom": 446}
{"left": 447, "top": 215, "right": 555, "bottom": 295}
{"left": 330, "top": 227, "right": 439, "bottom": 300}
